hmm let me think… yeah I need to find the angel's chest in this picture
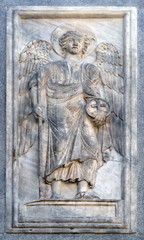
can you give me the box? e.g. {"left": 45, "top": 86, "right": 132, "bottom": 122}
{"left": 47, "top": 63, "right": 82, "bottom": 85}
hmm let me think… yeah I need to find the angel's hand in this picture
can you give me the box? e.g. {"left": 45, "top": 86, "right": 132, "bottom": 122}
{"left": 102, "top": 147, "right": 112, "bottom": 163}
{"left": 93, "top": 114, "right": 107, "bottom": 126}
{"left": 33, "top": 105, "right": 45, "bottom": 122}
{"left": 86, "top": 98, "right": 110, "bottom": 127}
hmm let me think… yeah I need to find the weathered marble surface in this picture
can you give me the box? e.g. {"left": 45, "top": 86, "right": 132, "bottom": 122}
{"left": 5, "top": 6, "right": 137, "bottom": 234}
{"left": 16, "top": 15, "right": 124, "bottom": 203}
{"left": 0, "top": 1, "right": 140, "bottom": 238}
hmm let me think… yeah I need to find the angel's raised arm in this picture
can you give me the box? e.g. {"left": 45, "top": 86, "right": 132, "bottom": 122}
{"left": 82, "top": 63, "right": 103, "bottom": 100}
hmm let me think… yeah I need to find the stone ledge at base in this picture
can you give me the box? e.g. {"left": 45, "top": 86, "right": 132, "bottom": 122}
{"left": 16, "top": 199, "right": 124, "bottom": 231}
{"left": 6, "top": 199, "right": 131, "bottom": 234}
{"left": 20, "top": 199, "right": 121, "bottom": 222}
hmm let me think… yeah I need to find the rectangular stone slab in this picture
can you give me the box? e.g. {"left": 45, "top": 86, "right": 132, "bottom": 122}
{"left": 19, "top": 200, "right": 120, "bottom": 221}
{"left": 6, "top": 6, "right": 137, "bottom": 234}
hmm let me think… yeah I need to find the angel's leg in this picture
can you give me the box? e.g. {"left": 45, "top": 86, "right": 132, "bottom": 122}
{"left": 75, "top": 180, "right": 88, "bottom": 199}
{"left": 51, "top": 180, "right": 63, "bottom": 199}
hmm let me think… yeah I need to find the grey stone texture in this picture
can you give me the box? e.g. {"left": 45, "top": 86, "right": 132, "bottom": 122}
{"left": 0, "top": 0, "right": 143, "bottom": 239}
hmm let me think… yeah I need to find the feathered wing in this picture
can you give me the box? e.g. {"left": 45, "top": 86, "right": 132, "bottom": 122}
{"left": 18, "top": 40, "right": 52, "bottom": 157}
{"left": 95, "top": 43, "right": 124, "bottom": 156}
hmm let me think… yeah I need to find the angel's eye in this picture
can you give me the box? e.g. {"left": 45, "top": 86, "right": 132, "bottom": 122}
{"left": 68, "top": 38, "right": 73, "bottom": 43}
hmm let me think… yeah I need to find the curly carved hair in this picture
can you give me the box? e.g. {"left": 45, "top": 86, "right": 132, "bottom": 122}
{"left": 59, "top": 31, "right": 91, "bottom": 57}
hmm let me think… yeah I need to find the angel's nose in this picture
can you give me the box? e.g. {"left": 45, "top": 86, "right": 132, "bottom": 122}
{"left": 73, "top": 38, "right": 78, "bottom": 45}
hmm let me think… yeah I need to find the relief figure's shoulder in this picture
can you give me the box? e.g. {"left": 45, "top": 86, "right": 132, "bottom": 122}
{"left": 83, "top": 62, "right": 101, "bottom": 79}
{"left": 38, "top": 61, "right": 63, "bottom": 78}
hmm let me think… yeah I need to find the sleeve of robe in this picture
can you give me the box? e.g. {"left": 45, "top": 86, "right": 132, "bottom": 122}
{"left": 82, "top": 63, "right": 103, "bottom": 100}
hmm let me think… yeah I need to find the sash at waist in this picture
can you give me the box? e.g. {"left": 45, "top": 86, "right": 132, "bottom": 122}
{"left": 46, "top": 83, "right": 83, "bottom": 104}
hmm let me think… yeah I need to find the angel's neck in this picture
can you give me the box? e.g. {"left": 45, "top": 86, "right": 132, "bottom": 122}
{"left": 65, "top": 52, "right": 82, "bottom": 63}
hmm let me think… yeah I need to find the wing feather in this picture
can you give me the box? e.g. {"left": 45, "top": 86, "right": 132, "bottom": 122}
{"left": 18, "top": 39, "right": 52, "bottom": 157}
{"left": 95, "top": 43, "right": 124, "bottom": 156}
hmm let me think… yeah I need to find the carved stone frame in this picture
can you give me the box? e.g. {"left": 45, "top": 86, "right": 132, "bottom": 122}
{"left": 6, "top": 6, "right": 137, "bottom": 233}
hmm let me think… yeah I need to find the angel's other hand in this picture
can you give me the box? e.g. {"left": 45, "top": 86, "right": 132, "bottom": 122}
{"left": 33, "top": 105, "right": 45, "bottom": 122}
{"left": 102, "top": 148, "right": 112, "bottom": 163}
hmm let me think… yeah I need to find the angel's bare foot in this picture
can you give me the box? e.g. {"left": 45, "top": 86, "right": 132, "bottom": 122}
{"left": 75, "top": 191, "right": 86, "bottom": 199}
{"left": 50, "top": 193, "right": 63, "bottom": 199}
{"left": 75, "top": 180, "right": 88, "bottom": 199}
{"left": 83, "top": 191, "right": 100, "bottom": 199}
{"left": 75, "top": 191, "right": 100, "bottom": 199}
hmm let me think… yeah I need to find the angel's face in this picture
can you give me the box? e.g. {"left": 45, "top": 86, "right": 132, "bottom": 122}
{"left": 65, "top": 35, "right": 84, "bottom": 55}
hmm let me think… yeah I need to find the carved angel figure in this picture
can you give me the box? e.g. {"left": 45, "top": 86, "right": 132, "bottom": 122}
{"left": 18, "top": 25, "right": 124, "bottom": 199}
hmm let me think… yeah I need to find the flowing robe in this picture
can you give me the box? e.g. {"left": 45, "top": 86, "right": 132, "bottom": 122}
{"left": 30, "top": 61, "right": 104, "bottom": 187}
